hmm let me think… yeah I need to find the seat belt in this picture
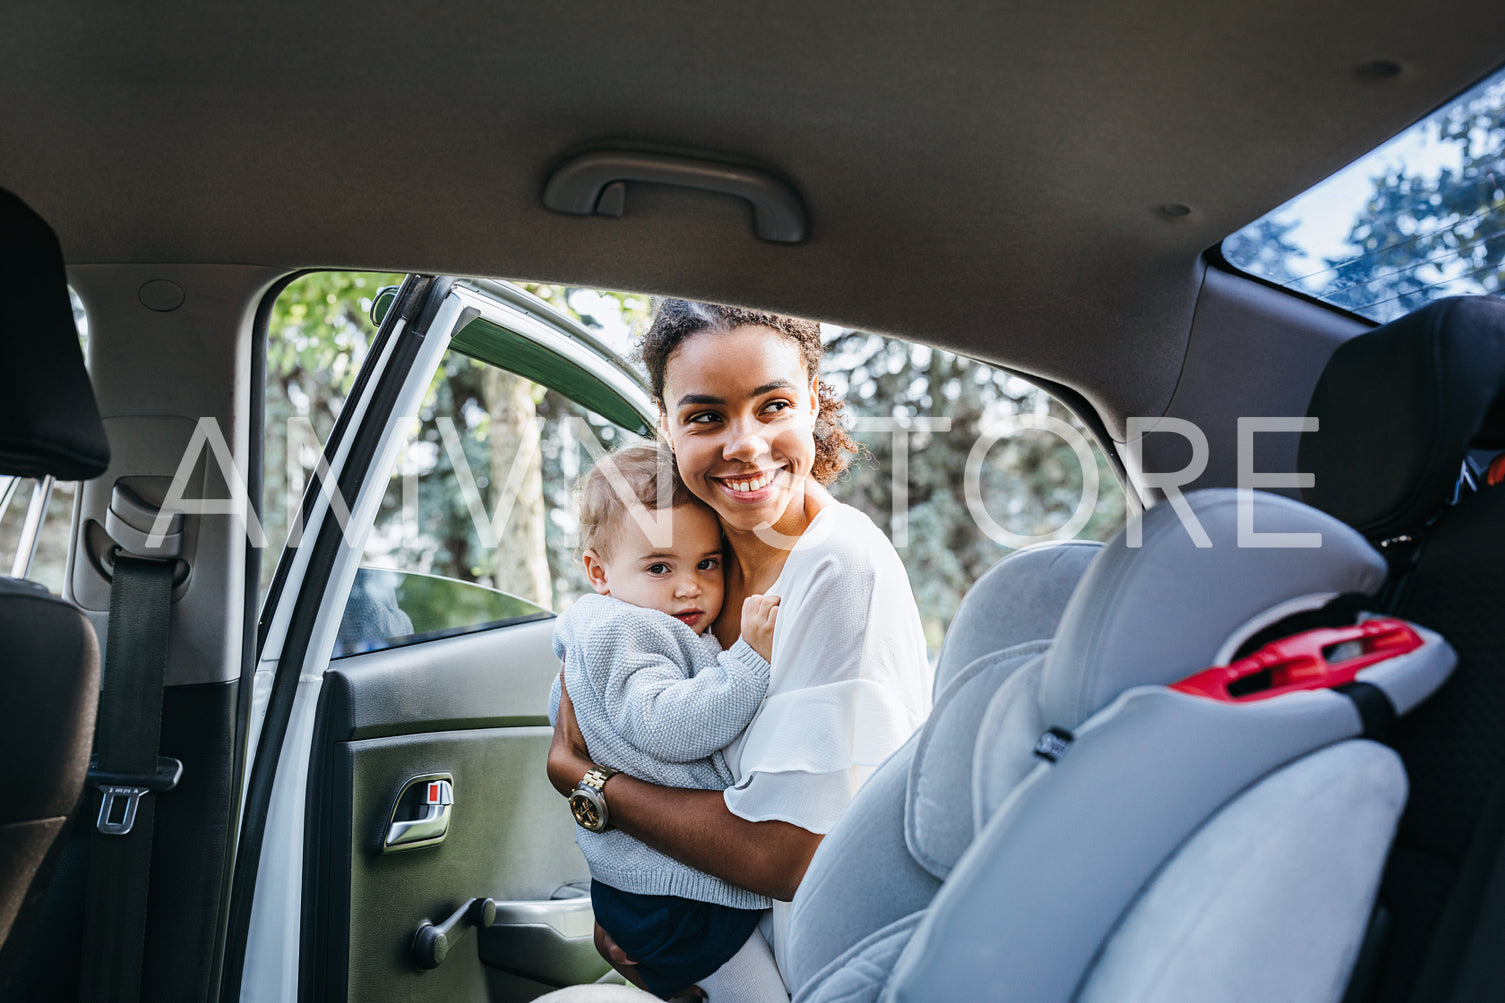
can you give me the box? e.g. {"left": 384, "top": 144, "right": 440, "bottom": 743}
{"left": 79, "top": 488, "right": 185, "bottom": 1003}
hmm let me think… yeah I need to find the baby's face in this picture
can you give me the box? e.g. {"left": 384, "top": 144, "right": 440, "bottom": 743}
{"left": 584, "top": 503, "right": 725, "bottom": 633}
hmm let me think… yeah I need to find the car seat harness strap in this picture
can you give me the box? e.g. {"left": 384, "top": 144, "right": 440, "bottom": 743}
{"left": 1333, "top": 681, "right": 1399, "bottom": 738}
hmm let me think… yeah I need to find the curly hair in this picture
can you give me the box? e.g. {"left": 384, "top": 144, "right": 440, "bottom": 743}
{"left": 641, "top": 299, "right": 858, "bottom": 485}
{"left": 576, "top": 442, "right": 700, "bottom": 558}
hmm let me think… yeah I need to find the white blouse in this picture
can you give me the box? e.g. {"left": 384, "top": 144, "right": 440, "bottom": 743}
{"left": 720, "top": 502, "right": 933, "bottom": 971}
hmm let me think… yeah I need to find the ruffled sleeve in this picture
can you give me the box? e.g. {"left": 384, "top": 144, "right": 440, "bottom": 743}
{"left": 722, "top": 504, "right": 932, "bottom": 834}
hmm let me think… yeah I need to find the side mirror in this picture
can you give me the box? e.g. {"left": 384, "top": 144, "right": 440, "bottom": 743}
{"left": 370, "top": 286, "right": 399, "bottom": 327}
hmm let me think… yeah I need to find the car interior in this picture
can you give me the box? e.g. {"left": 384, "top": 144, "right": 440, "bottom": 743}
{"left": 2, "top": 4, "right": 1505, "bottom": 1001}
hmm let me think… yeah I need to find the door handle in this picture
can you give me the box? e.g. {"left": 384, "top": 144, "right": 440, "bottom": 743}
{"left": 384, "top": 775, "right": 454, "bottom": 853}
{"left": 411, "top": 896, "right": 497, "bottom": 970}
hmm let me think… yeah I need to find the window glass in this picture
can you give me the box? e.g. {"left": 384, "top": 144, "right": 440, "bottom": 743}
{"left": 262, "top": 271, "right": 402, "bottom": 597}
{"left": 268, "top": 275, "right": 1126, "bottom": 659}
{"left": 1223, "top": 65, "right": 1505, "bottom": 321}
{"left": 336, "top": 349, "right": 641, "bottom": 656}
{"left": 827, "top": 332, "right": 1126, "bottom": 651}
{"left": 0, "top": 289, "right": 91, "bottom": 592}
{"left": 0, "top": 477, "right": 79, "bottom": 592}
{"left": 334, "top": 567, "right": 551, "bottom": 656}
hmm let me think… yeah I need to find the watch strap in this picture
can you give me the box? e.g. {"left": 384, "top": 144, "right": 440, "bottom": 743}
{"left": 580, "top": 764, "right": 618, "bottom": 792}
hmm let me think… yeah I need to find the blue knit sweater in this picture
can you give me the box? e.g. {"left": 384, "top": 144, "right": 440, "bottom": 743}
{"left": 550, "top": 593, "right": 773, "bottom": 909}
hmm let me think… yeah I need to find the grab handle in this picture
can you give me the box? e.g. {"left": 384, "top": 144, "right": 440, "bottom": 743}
{"left": 543, "top": 150, "right": 808, "bottom": 243}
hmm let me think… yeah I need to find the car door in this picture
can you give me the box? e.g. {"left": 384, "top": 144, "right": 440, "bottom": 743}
{"left": 228, "top": 276, "right": 656, "bottom": 1002}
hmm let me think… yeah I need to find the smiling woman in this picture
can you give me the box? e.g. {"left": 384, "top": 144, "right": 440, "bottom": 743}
{"left": 548, "top": 299, "right": 934, "bottom": 993}
{"left": 643, "top": 300, "right": 859, "bottom": 504}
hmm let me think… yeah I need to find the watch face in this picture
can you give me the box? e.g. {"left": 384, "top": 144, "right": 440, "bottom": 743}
{"left": 570, "top": 791, "right": 605, "bottom": 831}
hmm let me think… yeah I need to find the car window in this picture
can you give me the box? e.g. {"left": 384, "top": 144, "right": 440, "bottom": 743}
{"left": 267, "top": 274, "right": 1127, "bottom": 659}
{"left": 262, "top": 271, "right": 404, "bottom": 599}
{"left": 1223, "top": 63, "right": 1505, "bottom": 321}
{"left": 827, "top": 330, "right": 1126, "bottom": 651}
{"left": 0, "top": 288, "right": 91, "bottom": 592}
{"left": 333, "top": 346, "right": 642, "bottom": 656}
{"left": 0, "top": 476, "right": 79, "bottom": 591}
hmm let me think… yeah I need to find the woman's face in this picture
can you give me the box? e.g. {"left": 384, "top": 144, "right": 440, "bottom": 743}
{"left": 658, "top": 324, "right": 820, "bottom": 540}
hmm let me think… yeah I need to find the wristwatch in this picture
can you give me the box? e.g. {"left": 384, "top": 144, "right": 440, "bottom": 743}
{"left": 568, "top": 765, "right": 619, "bottom": 832}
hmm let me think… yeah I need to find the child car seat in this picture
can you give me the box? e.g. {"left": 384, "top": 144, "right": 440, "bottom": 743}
{"left": 790, "top": 489, "right": 1453, "bottom": 1003}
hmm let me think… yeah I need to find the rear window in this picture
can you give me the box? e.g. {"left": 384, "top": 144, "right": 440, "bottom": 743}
{"left": 1223, "top": 64, "right": 1505, "bottom": 322}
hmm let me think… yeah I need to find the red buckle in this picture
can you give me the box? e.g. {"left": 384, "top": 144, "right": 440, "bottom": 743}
{"left": 1487, "top": 452, "right": 1505, "bottom": 488}
{"left": 1171, "top": 618, "right": 1423, "bottom": 703}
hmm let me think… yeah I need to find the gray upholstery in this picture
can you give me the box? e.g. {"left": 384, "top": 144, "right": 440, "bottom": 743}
{"left": 931, "top": 541, "right": 1101, "bottom": 694}
{"left": 968, "top": 656, "right": 1050, "bottom": 833}
{"left": 1079, "top": 740, "right": 1407, "bottom": 1003}
{"left": 1040, "top": 488, "right": 1387, "bottom": 730}
{"left": 787, "top": 543, "right": 1096, "bottom": 997}
{"left": 907, "top": 641, "right": 1050, "bottom": 879}
{"left": 885, "top": 686, "right": 1394, "bottom": 1001}
{"left": 793, "top": 490, "right": 1449, "bottom": 1003}
{"left": 783, "top": 737, "right": 934, "bottom": 996}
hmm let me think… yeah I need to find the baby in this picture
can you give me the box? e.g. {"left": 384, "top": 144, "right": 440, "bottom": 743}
{"left": 549, "top": 443, "right": 784, "bottom": 1000}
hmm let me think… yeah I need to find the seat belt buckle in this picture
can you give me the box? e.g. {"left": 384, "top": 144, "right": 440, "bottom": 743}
{"left": 96, "top": 785, "right": 149, "bottom": 836}
{"left": 87, "top": 756, "right": 183, "bottom": 836}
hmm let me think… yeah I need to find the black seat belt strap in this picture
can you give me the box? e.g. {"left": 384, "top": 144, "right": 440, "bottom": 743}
{"left": 80, "top": 555, "right": 179, "bottom": 1003}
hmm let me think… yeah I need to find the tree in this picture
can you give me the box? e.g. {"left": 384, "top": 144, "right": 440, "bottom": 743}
{"left": 1222, "top": 217, "right": 1308, "bottom": 286}
{"left": 265, "top": 275, "right": 654, "bottom": 611}
{"left": 825, "top": 332, "right": 1125, "bottom": 649}
{"left": 263, "top": 271, "right": 403, "bottom": 594}
{"left": 1318, "top": 79, "right": 1505, "bottom": 320}
{"left": 263, "top": 276, "right": 1126, "bottom": 650}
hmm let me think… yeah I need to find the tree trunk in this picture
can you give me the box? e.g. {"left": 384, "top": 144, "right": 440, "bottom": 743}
{"left": 484, "top": 368, "right": 552, "bottom": 607}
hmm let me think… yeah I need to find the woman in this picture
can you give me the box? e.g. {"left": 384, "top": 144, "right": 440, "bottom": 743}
{"left": 548, "top": 300, "right": 932, "bottom": 990}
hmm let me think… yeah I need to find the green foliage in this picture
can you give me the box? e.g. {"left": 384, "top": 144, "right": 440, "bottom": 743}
{"left": 261, "top": 272, "right": 402, "bottom": 593}
{"left": 267, "top": 271, "right": 403, "bottom": 415}
{"left": 261, "top": 276, "right": 1128, "bottom": 651}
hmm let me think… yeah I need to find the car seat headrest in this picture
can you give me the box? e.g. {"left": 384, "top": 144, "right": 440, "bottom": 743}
{"left": 1301, "top": 295, "right": 1505, "bottom": 539}
{"left": 930, "top": 541, "right": 1101, "bottom": 695}
{"left": 0, "top": 187, "right": 109, "bottom": 480}
{"left": 1039, "top": 489, "right": 1386, "bottom": 730}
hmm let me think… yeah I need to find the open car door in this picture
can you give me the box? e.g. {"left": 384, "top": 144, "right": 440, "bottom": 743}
{"left": 227, "top": 277, "right": 655, "bottom": 1001}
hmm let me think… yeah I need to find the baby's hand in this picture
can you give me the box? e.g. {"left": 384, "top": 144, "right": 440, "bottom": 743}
{"left": 740, "top": 594, "right": 780, "bottom": 664}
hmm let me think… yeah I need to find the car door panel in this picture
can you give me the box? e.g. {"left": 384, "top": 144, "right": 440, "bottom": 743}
{"left": 309, "top": 617, "right": 609, "bottom": 1001}
{"left": 242, "top": 277, "right": 654, "bottom": 1001}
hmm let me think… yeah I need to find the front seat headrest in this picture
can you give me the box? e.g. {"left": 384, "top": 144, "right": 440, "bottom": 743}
{"left": 1301, "top": 295, "right": 1505, "bottom": 539}
{"left": 1039, "top": 489, "right": 1386, "bottom": 730}
{"left": 0, "top": 187, "right": 109, "bottom": 480}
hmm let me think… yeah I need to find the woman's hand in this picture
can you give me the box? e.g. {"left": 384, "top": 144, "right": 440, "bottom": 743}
{"left": 547, "top": 670, "right": 593, "bottom": 796}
